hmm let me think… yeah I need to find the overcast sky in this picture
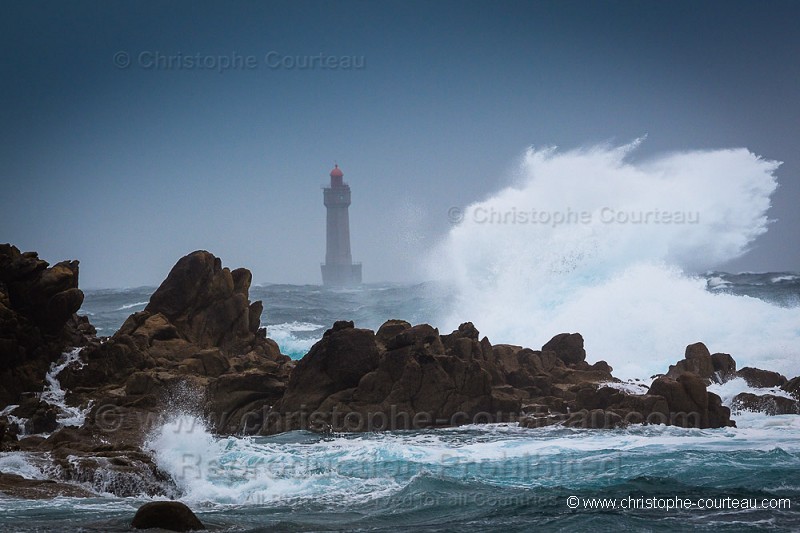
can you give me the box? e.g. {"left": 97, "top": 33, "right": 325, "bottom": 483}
{"left": 2, "top": 0, "right": 798, "bottom": 288}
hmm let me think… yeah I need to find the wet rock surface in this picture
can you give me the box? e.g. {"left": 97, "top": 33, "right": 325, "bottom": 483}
{"left": 1, "top": 245, "right": 796, "bottom": 502}
{"left": 131, "top": 500, "right": 206, "bottom": 531}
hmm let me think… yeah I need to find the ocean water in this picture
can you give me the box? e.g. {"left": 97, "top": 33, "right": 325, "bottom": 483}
{"left": 0, "top": 275, "right": 797, "bottom": 531}
{"left": 2, "top": 142, "right": 799, "bottom": 530}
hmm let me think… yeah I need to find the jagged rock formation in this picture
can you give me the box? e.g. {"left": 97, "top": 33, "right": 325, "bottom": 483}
{"left": 731, "top": 392, "right": 799, "bottom": 415}
{"left": 664, "top": 340, "right": 800, "bottom": 416}
{"left": 0, "top": 244, "right": 94, "bottom": 405}
{"left": 58, "top": 250, "right": 293, "bottom": 441}
{"left": 1, "top": 250, "right": 294, "bottom": 499}
{"left": 267, "top": 320, "right": 733, "bottom": 432}
{"left": 1, "top": 245, "right": 795, "bottom": 502}
{"left": 665, "top": 342, "right": 737, "bottom": 384}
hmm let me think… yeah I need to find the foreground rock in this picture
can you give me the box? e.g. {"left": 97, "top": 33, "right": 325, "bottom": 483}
{"left": 0, "top": 244, "right": 94, "bottom": 405}
{"left": 58, "top": 250, "right": 294, "bottom": 442}
{"left": 131, "top": 501, "right": 205, "bottom": 531}
{"left": 1, "top": 245, "right": 791, "bottom": 503}
{"left": 1, "top": 249, "right": 293, "bottom": 499}
{"left": 267, "top": 320, "right": 733, "bottom": 432}
{"left": 0, "top": 472, "right": 98, "bottom": 499}
{"left": 665, "top": 342, "right": 737, "bottom": 384}
{"left": 663, "top": 342, "right": 800, "bottom": 418}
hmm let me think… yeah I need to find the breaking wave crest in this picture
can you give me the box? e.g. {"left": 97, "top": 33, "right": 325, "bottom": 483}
{"left": 427, "top": 141, "right": 798, "bottom": 379}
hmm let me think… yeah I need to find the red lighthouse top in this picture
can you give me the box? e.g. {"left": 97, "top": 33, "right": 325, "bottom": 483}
{"left": 330, "top": 164, "right": 344, "bottom": 187}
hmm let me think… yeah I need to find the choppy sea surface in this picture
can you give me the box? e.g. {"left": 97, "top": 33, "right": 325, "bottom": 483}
{"left": 0, "top": 274, "right": 798, "bottom": 531}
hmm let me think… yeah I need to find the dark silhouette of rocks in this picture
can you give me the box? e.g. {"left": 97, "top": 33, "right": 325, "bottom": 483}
{"left": 0, "top": 244, "right": 94, "bottom": 405}
{"left": 665, "top": 342, "right": 737, "bottom": 384}
{"left": 271, "top": 321, "right": 734, "bottom": 432}
{"left": 737, "top": 367, "right": 788, "bottom": 388}
{"left": 131, "top": 501, "right": 205, "bottom": 531}
{"left": 57, "top": 250, "right": 293, "bottom": 441}
{"left": 783, "top": 376, "right": 800, "bottom": 399}
{"left": 1, "top": 245, "right": 797, "bottom": 501}
{"left": 732, "top": 392, "right": 799, "bottom": 415}
{"left": 541, "top": 332, "right": 586, "bottom": 365}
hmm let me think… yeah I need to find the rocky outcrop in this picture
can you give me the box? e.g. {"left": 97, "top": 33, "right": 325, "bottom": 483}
{"left": 0, "top": 473, "right": 97, "bottom": 499}
{"left": 541, "top": 332, "right": 586, "bottom": 365}
{"left": 0, "top": 244, "right": 792, "bottom": 504}
{"left": 0, "top": 244, "right": 94, "bottom": 405}
{"left": 267, "top": 323, "right": 614, "bottom": 433}
{"left": 648, "top": 373, "right": 732, "bottom": 428}
{"left": 269, "top": 320, "right": 496, "bottom": 432}
{"left": 267, "top": 322, "right": 735, "bottom": 433}
{"left": 520, "top": 370, "right": 733, "bottom": 430}
{"left": 731, "top": 392, "right": 799, "bottom": 416}
{"left": 131, "top": 501, "right": 205, "bottom": 531}
{"left": 665, "top": 342, "right": 737, "bottom": 384}
{"left": 57, "top": 250, "right": 293, "bottom": 439}
{"left": 2, "top": 249, "right": 296, "bottom": 499}
{"left": 736, "top": 367, "right": 788, "bottom": 388}
{"left": 783, "top": 376, "right": 800, "bottom": 399}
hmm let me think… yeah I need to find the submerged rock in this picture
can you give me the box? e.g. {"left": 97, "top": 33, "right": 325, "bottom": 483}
{"left": 0, "top": 472, "right": 96, "bottom": 499}
{"left": 131, "top": 501, "right": 205, "bottom": 531}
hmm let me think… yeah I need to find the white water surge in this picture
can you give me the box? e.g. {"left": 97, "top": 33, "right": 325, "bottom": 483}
{"left": 427, "top": 140, "right": 799, "bottom": 379}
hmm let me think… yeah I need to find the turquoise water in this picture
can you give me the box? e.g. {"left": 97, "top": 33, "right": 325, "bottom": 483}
{"left": 1, "top": 278, "right": 798, "bottom": 531}
{"left": 2, "top": 415, "right": 800, "bottom": 531}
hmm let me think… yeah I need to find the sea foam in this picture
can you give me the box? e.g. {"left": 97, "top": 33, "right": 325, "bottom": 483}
{"left": 427, "top": 140, "right": 798, "bottom": 380}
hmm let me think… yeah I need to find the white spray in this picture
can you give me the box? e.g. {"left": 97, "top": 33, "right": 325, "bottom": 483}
{"left": 427, "top": 140, "right": 798, "bottom": 379}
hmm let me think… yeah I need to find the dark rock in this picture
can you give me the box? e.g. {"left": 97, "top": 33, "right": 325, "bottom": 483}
{"left": 711, "top": 353, "right": 737, "bottom": 381}
{"left": 131, "top": 501, "right": 205, "bottom": 531}
{"left": 26, "top": 404, "right": 58, "bottom": 434}
{"left": 0, "top": 244, "right": 94, "bottom": 405}
{"left": 542, "top": 333, "right": 586, "bottom": 365}
{"left": 731, "top": 393, "right": 799, "bottom": 415}
{"left": 10, "top": 399, "right": 59, "bottom": 434}
{"left": 564, "top": 409, "right": 626, "bottom": 429}
{"left": 57, "top": 250, "right": 293, "bottom": 445}
{"left": 0, "top": 472, "right": 96, "bottom": 499}
{"left": 270, "top": 322, "right": 499, "bottom": 432}
{"left": 376, "top": 319, "right": 412, "bottom": 346}
{"left": 737, "top": 367, "right": 788, "bottom": 388}
{"left": 647, "top": 373, "right": 733, "bottom": 428}
{"left": 144, "top": 251, "right": 259, "bottom": 355}
{"left": 666, "top": 342, "right": 714, "bottom": 381}
{"left": 783, "top": 376, "right": 800, "bottom": 399}
{"left": 207, "top": 371, "right": 288, "bottom": 434}
{"left": 665, "top": 344, "right": 738, "bottom": 384}
{"left": 591, "top": 360, "right": 613, "bottom": 374}
{"left": 274, "top": 321, "right": 621, "bottom": 434}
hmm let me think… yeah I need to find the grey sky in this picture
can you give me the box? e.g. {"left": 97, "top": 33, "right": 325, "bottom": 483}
{"left": 2, "top": 0, "right": 798, "bottom": 288}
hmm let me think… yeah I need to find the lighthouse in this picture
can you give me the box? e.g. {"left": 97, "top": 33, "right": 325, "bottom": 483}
{"left": 321, "top": 164, "right": 362, "bottom": 286}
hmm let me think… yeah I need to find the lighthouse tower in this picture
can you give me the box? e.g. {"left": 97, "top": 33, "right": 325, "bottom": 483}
{"left": 321, "top": 164, "right": 362, "bottom": 286}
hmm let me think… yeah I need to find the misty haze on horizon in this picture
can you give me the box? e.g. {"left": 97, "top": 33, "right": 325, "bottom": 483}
{"left": 2, "top": 1, "right": 799, "bottom": 289}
